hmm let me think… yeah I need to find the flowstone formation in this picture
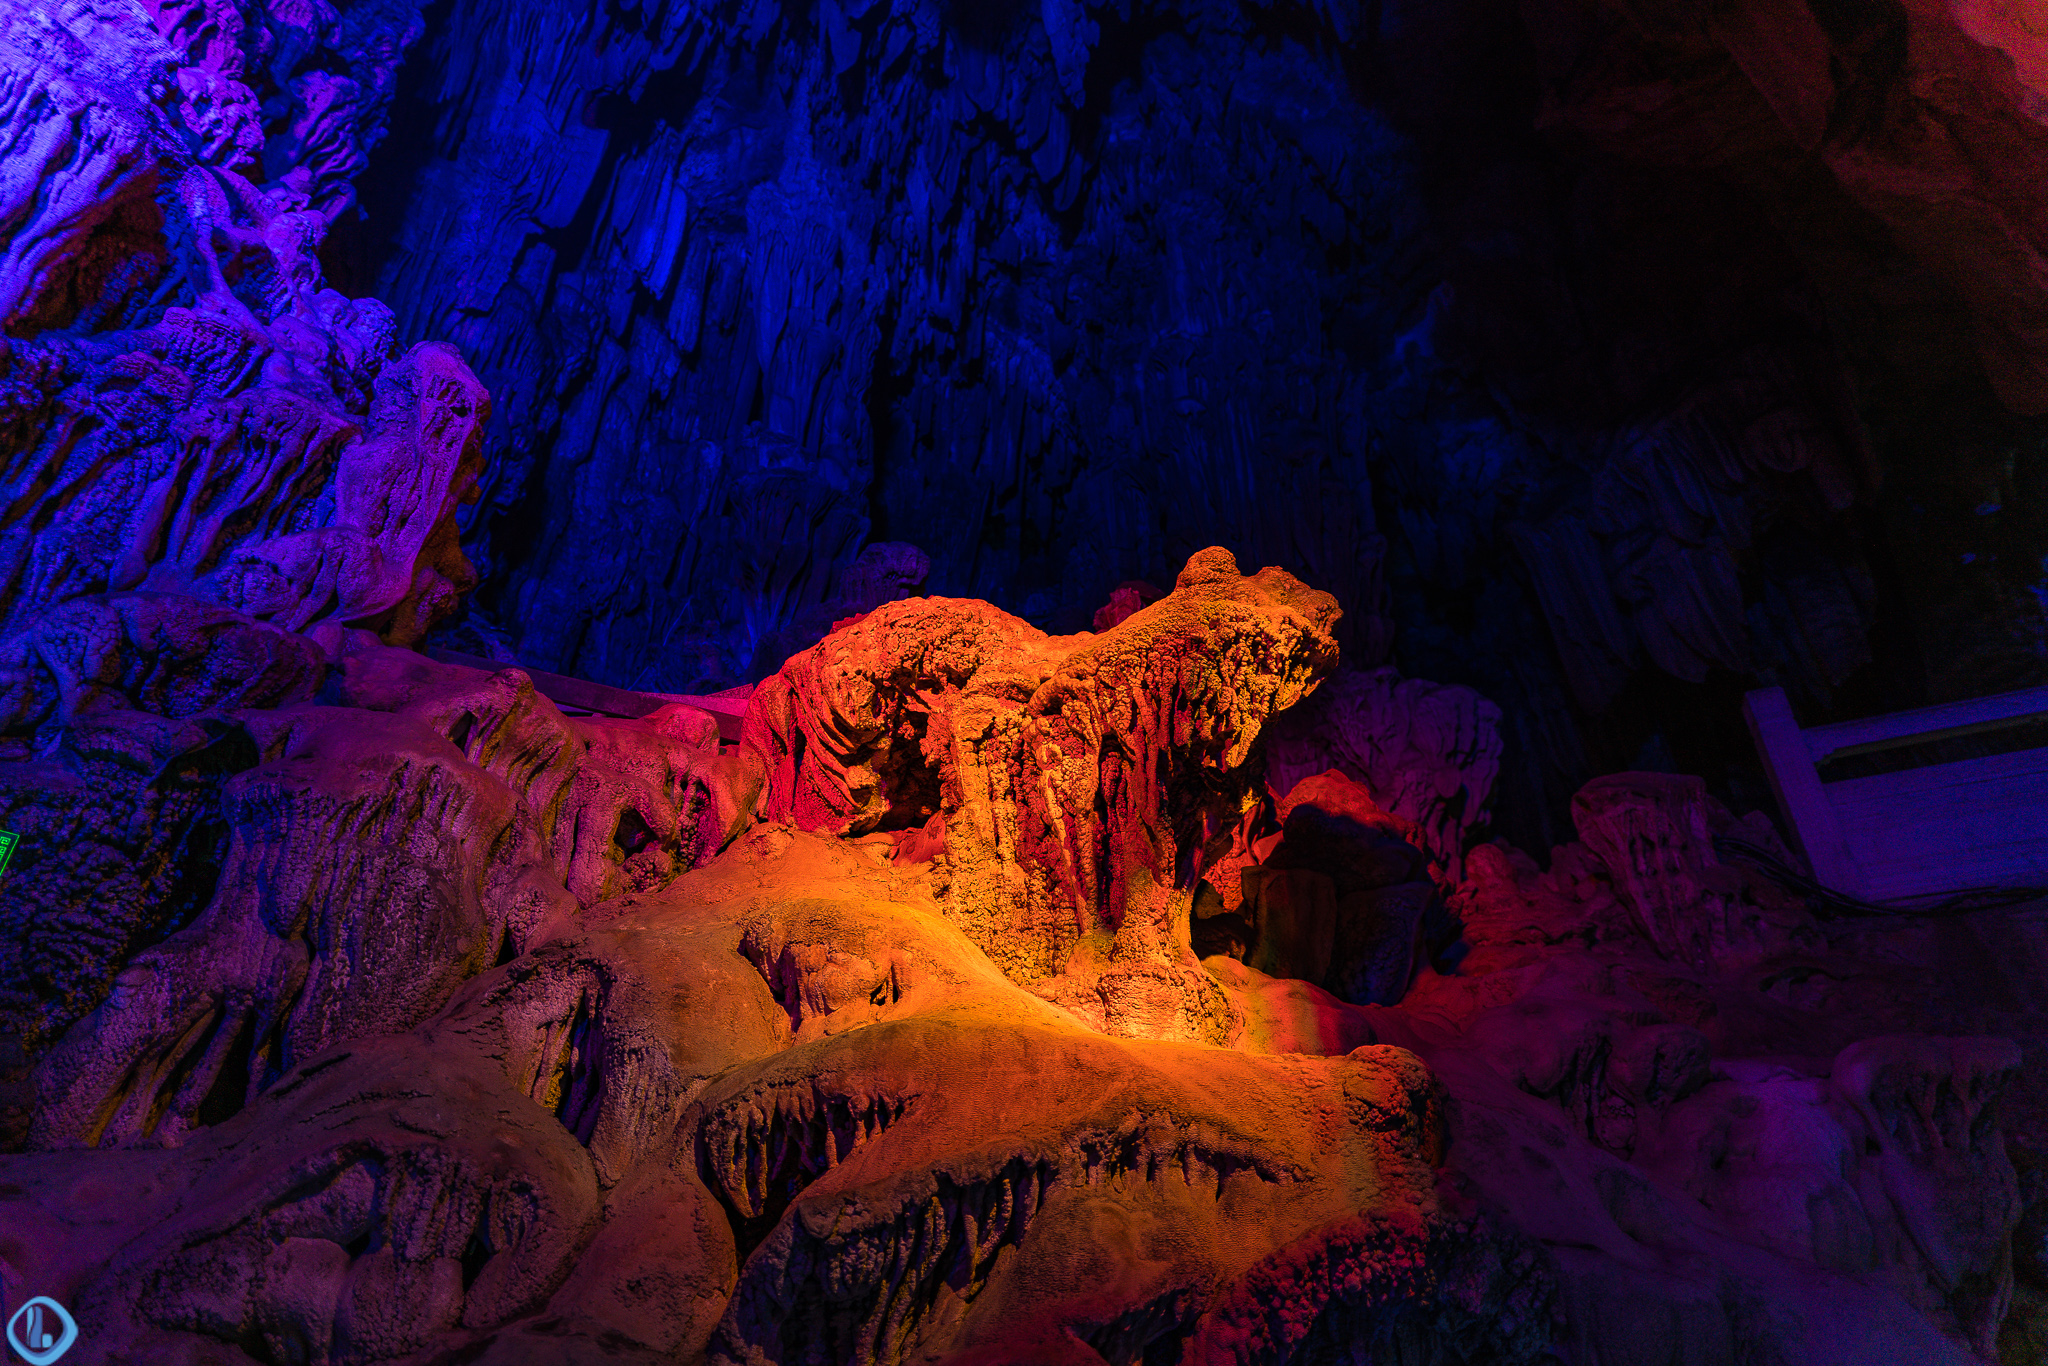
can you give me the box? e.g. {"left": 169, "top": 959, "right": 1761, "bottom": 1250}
{"left": 0, "top": 0, "right": 507, "bottom": 1149}
{"left": 746, "top": 546, "right": 1340, "bottom": 1043}
{"left": 0, "top": 549, "right": 1558, "bottom": 1363}
{"left": 0, "top": 0, "right": 519, "bottom": 1161}
{"left": 0, "top": 541, "right": 2039, "bottom": 1365}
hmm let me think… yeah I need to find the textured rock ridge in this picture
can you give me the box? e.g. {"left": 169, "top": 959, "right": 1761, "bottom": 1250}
{"left": 3, "top": 632, "right": 746, "bottom": 1150}
{"left": 0, "top": 827, "right": 1565, "bottom": 1366}
{"left": 746, "top": 546, "right": 1340, "bottom": 1042}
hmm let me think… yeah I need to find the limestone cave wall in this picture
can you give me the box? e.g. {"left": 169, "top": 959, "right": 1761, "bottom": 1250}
{"left": 324, "top": 0, "right": 2048, "bottom": 849}
{"left": 3, "top": 0, "right": 2048, "bottom": 1364}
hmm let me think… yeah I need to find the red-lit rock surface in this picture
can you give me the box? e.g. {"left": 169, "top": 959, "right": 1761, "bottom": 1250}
{"left": 746, "top": 547, "right": 1341, "bottom": 1045}
{"left": 2, "top": 547, "right": 2042, "bottom": 1363}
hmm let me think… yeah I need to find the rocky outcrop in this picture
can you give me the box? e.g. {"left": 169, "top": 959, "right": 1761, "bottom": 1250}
{"left": 0, "top": 0, "right": 759, "bottom": 1153}
{"left": 0, "top": 520, "right": 2030, "bottom": 1366}
{"left": 0, "top": 0, "right": 489, "bottom": 669}
{"left": 8, "top": 737, "right": 2033, "bottom": 1366}
{"left": 1266, "top": 666, "right": 1504, "bottom": 878}
{"left": 5, "top": 617, "right": 746, "bottom": 1153}
{"left": 0, "top": 0, "right": 751, "bottom": 1119}
{"left": 745, "top": 546, "right": 1340, "bottom": 1043}
{"left": 0, "top": 828, "right": 1559, "bottom": 1366}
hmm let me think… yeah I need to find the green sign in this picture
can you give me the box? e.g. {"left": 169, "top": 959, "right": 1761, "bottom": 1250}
{"left": 0, "top": 829, "right": 16, "bottom": 877}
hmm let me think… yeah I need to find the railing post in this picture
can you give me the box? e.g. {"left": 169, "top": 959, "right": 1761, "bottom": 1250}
{"left": 1743, "top": 686, "right": 1865, "bottom": 898}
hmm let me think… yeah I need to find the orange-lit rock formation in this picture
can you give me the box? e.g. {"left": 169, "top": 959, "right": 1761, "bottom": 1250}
{"left": 746, "top": 547, "right": 1340, "bottom": 1043}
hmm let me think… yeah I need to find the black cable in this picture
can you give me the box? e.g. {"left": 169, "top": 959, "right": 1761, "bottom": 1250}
{"left": 1711, "top": 834, "right": 2048, "bottom": 920}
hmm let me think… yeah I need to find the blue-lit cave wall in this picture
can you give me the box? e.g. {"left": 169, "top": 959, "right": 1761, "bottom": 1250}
{"left": 320, "top": 0, "right": 2048, "bottom": 849}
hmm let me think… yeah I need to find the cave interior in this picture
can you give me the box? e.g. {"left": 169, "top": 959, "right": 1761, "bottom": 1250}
{"left": 2, "top": 0, "right": 2048, "bottom": 1361}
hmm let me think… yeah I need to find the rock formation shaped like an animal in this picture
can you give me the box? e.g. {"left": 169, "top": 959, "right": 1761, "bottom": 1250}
{"left": 745, "top": 547, "right": 1341, "bottom": 1044}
